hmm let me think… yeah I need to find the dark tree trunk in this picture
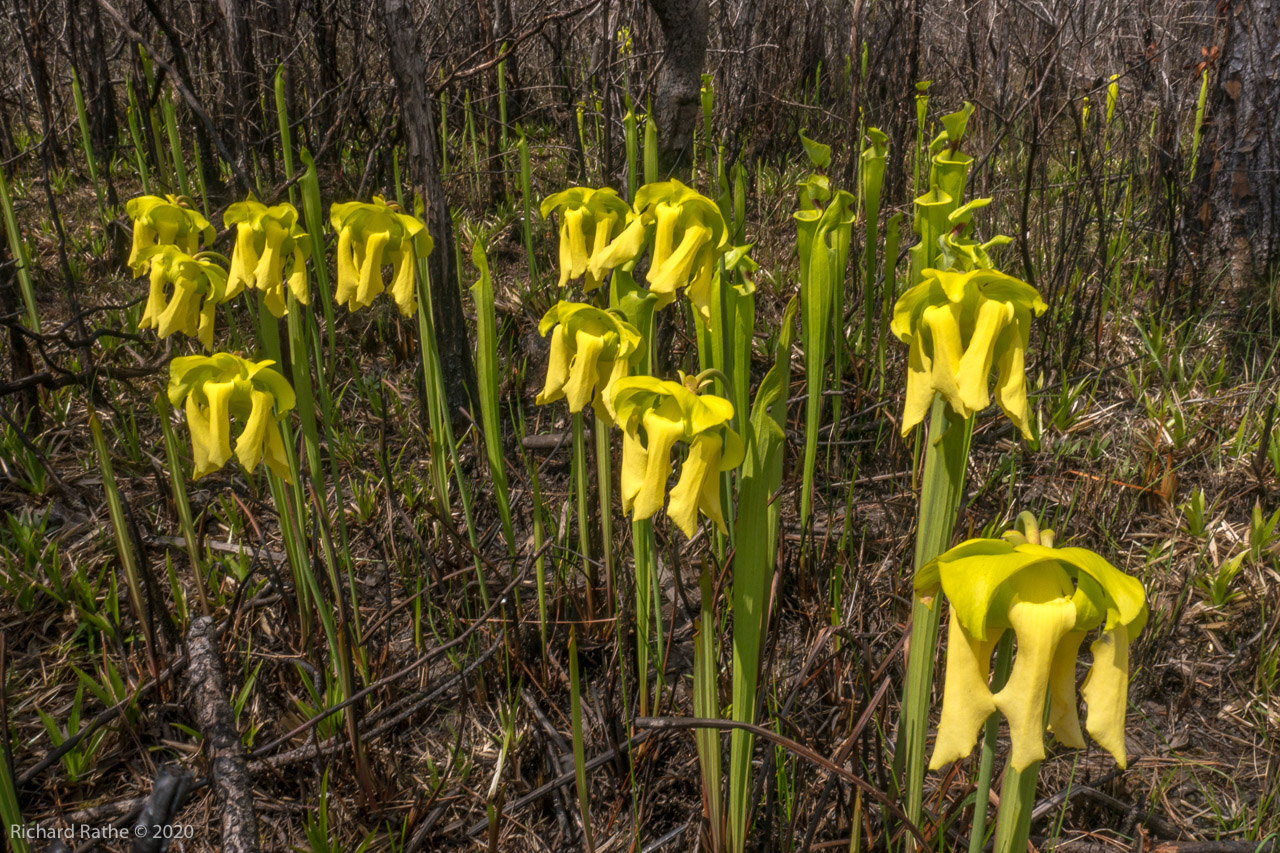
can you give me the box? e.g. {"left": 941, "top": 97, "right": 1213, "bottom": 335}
{"left": 14, "top": 0, "right": 65, "bottom": 162}
{"left": 383, "top": 0, "right": 477, "bottom": 414}
{"left": 1185, "top": 0, "right": 1280, "bottom": 303}
{"left": 69, "top": 0, "right": 120, "bottom": 158}
{"left": 217, "top": 0, "right": 259, "bottom": 173}
{"left": 648, "top": 0, "right": 708, "bottom": 178}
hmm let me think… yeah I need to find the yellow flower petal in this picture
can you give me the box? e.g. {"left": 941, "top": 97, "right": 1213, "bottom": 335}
{"left": 901, "top": 333, "right": 936, "bottom": 437}
{"left": 1046, "top": 630, "right": 1087, "bottom": 749}
{"left": 235, "top": 388, "right": 276, "bottom": 474}
{"left": 357, "top": 230, "right": 390, "bottom": 307}
{"left": 1081, "top": 626, "right": 1130, "bottom": 768}
{"left": 536, "top": 325, "right": 572, "bottom": 406}
{"left": 389, "top": 252, "right": 417, "bottom": 316}
{"left": 667, "top": 432, "right": 723, "bottom": 537}
{"left": 994, "top": 319, "right": 1032, "bottom": 439}
{"left": 992, "top": 569, "right": 1078, "bottom": 772}
{"left": 955, "top": 297, "right": 1013, "bottom": 414}
{"left": 620, "top": 428, "right": 647, "bottom": 514}
{"left": 335, "top": 228, "right": 358, "bottom": 309}
{"left": 186, "top": 380, "right": 235, "bottom": 479}
{"left": 922, "top": 302, "right": 966, "bottom": 417}
{"left": 563, "top": 329, "right": 606, "bottom": 413}
{"left": 930, "top": 608, "right": 1001, "bottom": 769}
{"left": 632, "top": 398, "right": 686, "bottom": 521}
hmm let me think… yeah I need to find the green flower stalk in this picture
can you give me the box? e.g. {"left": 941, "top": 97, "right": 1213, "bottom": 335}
{"left": 330, "top": 197, "right": 432, "bottom": 316}
{"left": 167, "top": 353, "right": 295, "bottom": 481}
{"left": 136, "top": 246, "right": 233, "bottom": 350}
{"left": 632, "top": 179, "right": 729, "bottom": 325}
{"left": 536, "top": 301, "right": 643, "bottom": 423}
{"left": 540, "top": 187, "right": 647, "bottom": 290}
{"left": 224, "top": 199, "right": 312, "bottom": 317}
{"left": 608, "top": 376, "right": 744, "bottom": 538}
{"left": 126, "top": 194, "right": 215, "bottom": 276}
{"left": 892, "top": 268, "right": 1047, "bottom": 438}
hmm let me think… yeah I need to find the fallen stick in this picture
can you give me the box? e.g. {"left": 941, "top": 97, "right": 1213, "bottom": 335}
{"left": 186, "top": 616, "right": 258, "bottom": 853}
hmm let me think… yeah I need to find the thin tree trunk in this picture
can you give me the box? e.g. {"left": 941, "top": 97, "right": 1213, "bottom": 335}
{"left": 647, "top": 0, "right": 708, "bottom": 178}
{"left": 384, "top": 0, "right": 477, "bottom": 413}
{"left": 217, "top": 0, "right": 258, "bottom": 173}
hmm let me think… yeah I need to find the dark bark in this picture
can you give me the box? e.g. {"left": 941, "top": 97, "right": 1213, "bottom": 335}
{"left": 1184, "top": 0, "right": 1280, "bottom": 301}
{"left": 217, "top": 0, "right": 260, "bottom": 173}
{"left": 647, "top": 0, "right": 708, "bottom": 179}
{"left": 69, "top": 0, "right": 120, "bottom": 158}
{"left": 14, "top": 0, "right": 65, "bottom": 162}
{"left": 383, "top": 0, "right": 477, "bottom": 414}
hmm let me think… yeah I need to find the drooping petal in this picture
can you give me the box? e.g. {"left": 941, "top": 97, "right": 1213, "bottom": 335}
{"left": 619, "top": 428, "right": 648, "bottom": 515}
{"left": 389, "top": 251, "right": 417, "bottom": 316}
{"left": 357, "top": 229, "right": 390, "bottom": 308}
{"left": 955, "top": 296, "right": 1013, "bottom": 414}
{"left": 632, "top": 398, "right": 686, "bottom": 522}
{"left": 562, "top": 329, "right": 607, "bottom": 413}
{"left": 536, "top": 325, "right": 572, "bottom": 406}
{"left": 667, "top": 432, "right": 722, "bottom": 537}
{"left": 930, "top": 608, "right": 1002, "bottom": 769}
{"left": 235, "top": 388, "right": 276, "bottom": 473}
{"left": 901, "top": 332, "right": 936, "bottom": 436}
{"left": 140, "top": 259, "right": 170, "bottom": 330}
{"left": 186, "top": 380, "right": 235, "bottom": 479}
{"left": 335, "top": 227, "right": 358, "bottom": 309}
{"left": 922, "top": 302, "right": 966, "bottom": 417}
{"left": 992, "top": 569, "right": 1078, "bottom": 772}
{"left": 993, "top": 318, "right": 1032, "bottom": 439}
{"left": 648, "top": 219, "right": 711, "bottom": 300}
{"left": 1046, "top": 630, "right": 1088, "bottom": 749}
{"left": 1081, "top": 626, "right": 1130, "bottom": 768}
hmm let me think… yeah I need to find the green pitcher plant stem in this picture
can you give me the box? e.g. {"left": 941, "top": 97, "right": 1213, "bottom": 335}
{"left": 0, "top": 162, "right": 39, "bottom": 331}
{"left": 470, "top": 242, "right": 516, "bottom": 553}
{"left": 728, "top": 296, "right": 795, "bottom": 853}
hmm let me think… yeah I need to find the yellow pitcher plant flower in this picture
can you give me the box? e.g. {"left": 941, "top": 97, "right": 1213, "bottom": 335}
{"left": 632, "top": 179, "right": 728, "bottom": 323}
{"left": 540, "top": 187, "right": 647, "bottom": 291}
{"left": 136, "top": 245, "right": 233, "bottom": 350}
{"left": 330, "top": 197, "right": 432, "bottom": 316}
{"left": 126, "top": 195, "right": 215, "bottom": 277}
{"left": 607, "top": 375, "right": 743, "bottom": 537}
{"left": 535, "top": 301, "right": 643, "bottom": 424}
{"left": 167, "top": 353, "right": 296, "bottom": 481}
{"left": 224, "top": 199, "right": 312, "bottom": 317}
{"left": 892, "top": 267, "right": 1047, "bottom": 438}
{"left": 917, "top": 519, "right": 1147, "bottom": 772}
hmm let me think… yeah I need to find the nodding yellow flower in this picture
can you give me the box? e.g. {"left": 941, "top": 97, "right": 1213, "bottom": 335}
{"left": 891, "top": 267, "right": 1047, "bottom": 438}
{"left": 167, "top": 353, "right": 295, "bottom": 481}
{"left": 607, "top": 376, "right": 744, "bottom": 537}
{"left": 1106, "top": 74, "right": 1121, "bottom": 124}
{"left": 540, "top": 187, "right": 647, "bottom": 291}
{"left": 535, "top": 301, "right": 643, "bottom": 424}
{"left": 224, "top": 199, "right": 311, "bottom": 317}
{"left": 329, "top": 197, "right": 432, "bottom": 316}
{"left": 916, "top": 519, "right": 1147, "bottom": 772}
{"left": 632, "top": 179, "right": 728, "bottom": 323}
{"left": 136, "top": 246, "right": 231, "bottom": 351}
{"left": 125, "top": 195, "right": 214, "bottom": 277}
